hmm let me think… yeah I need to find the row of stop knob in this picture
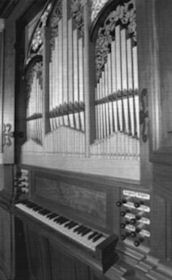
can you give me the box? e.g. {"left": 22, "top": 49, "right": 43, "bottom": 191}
{"left": 116, "top": 197, "right": 150, "bottom": 247}
{"left": 116, "top": 198, "right": 144, "bottom": 209}
{"left": 121, "top": 230, "right": 144, "bottom": 247}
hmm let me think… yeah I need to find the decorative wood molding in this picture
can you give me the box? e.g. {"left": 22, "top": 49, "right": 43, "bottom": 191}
{"left": 49, "top": 0, "right": 62, "bottom": 49}
{"left": 71, "top": 0, "right": 84, "bottom": 34}
{"left": 94, "top": 0, "right": 136, "bottom": 81}
{"left": 140, "top": 88, "right": 148, "bottom": 142}
{"left": 2, "top": 123, "right": 13, "bottom": 147}
{"left": 26, "top": 1, "right": 53, "bottom": 64}
{"left": 91, "top": 0, "right": 109, "bottom": 22}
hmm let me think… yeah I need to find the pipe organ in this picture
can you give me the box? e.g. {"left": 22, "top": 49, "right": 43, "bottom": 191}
{"left": 2, "top": 0, "right": 172, "bottom": 279}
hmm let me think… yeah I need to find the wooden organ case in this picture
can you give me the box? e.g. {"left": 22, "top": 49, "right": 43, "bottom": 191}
{"left": 13, "top": 0, "right": 172, "bottom": 280}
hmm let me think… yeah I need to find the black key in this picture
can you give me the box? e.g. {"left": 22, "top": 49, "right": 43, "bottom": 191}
{"left": 68, "top": 223, "right": 78, "bottom": 229}
{"left": 88, "top": 232, "right": 98, "bottom": 240}
{"left": 54, "top": 217, "right": 69, "bottom": 224}
{"left": 58, "top": 217, "right": 66, "bottom": 223}
{"left": 54, "top": 216, "right": 63, "bottom": 222}
{"left": 26, "top": 202, "right": 36, "bottom": 208}
{"left": 47, "top": 213, "right": 58, "bottom": 219}
{"left": 31, "top": 206, "right": 42, "bottom": 211}
{"left": 38, "top": 209, "right": 51, "bottom": 215}
{"left": 64, "top": 221, "right": 73, "bottom": 227}
{"left": 21, "top": 200, "right": 28, "bottom": 205}
{"left": 73, "top": 225, "right": 83, "bottom": 232}
{"left": 92, "top": 233, "right": 103, "bottom": 242}
{"left": 64, "top": 221, "right": 78, "bottom": 229}
{"left": 27, "top": 201, "right": 36, "bottom": 206}
{"left": 26, "top": 204, "right": 34, "bottom": 209}
{"left": 76, "top": 226, "right": 84, "bottom": 234}
{"left": 80, "top": 228, "right": 92, "bottom": 236}
{"left": 34, "top": 206, "right": 44, "bottom": 212}
{"left": 60, "top": 218, "right": 69, "bottom": 224}
{"left": 78, "top": 226, "right": 88, "bottom": 234}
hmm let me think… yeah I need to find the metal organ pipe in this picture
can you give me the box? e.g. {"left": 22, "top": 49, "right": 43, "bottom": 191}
{"left": 78, "top": 36, "right": 84, "bottom": 132}
{"left": 47, "top": 0, "right": 85, "bottom": 155}
{"left": 92, "top": 3, "right": 140, "bottom": 159}
{"left": 68, "top": 18, "right": 74, "bottom": 128}
{"left": 26, "top": 65, "right": 43, "bottom": 147}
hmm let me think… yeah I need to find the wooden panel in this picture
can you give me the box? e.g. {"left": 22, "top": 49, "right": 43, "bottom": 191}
{"left": 49, "top": 240, "right": 91, "bottom": 280}
{"left": 15, "top": 217, "right": 29, "bottom": 280}
{"left": 25, "top": 226, "right": 51, "bottom": 280}
{"left": 50, "top": 248, "right": 76, "bottom": 280}
{"left": 28, "top": 168, "right": 120, "bottom": 233}
{"left": 152, "top": 164, "right": 172, "bottom": 262}
{"left": 151, "top": 192, "right": 166, "bottom": 260}
{"left": 22, "top": 215, "right": 108, "bottom": 280}
{"left": 154, "top": 163, "right": 172, "bottom": 200}
{"left": 149, "top": 0, "right": 172, "bottom": 160}
{"left": 166, "top": 201, "right": 172, "bottom": 261}
{"left": 0, "top": 207, "right": 14, "bottom": 280}
{"left": 156, "top": 0, "right": 172, "bottom": 148}
{"left": 34, "top": 175, "right": 106, "bottom": 228}
{"left": 136, "top": 0, "right": 154, "bottom": 187}
{"left": 0, "top": 165, "right": 14, "bottom": 194}
{"left": 0, "top": 166, "right": 4, "bottom": 191}
{"left": 90, "top": 270, "right": 108, "bottom": 280}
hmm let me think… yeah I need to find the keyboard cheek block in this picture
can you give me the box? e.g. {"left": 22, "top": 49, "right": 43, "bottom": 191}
{"left": 96, "top": 234, "right": 119, "bottom": 273}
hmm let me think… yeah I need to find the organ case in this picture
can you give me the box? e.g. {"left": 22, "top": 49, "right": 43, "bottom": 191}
{"left": 14, "top": 0, "right": 156, "bottom": 278}
{"left": 16, "top": 0, "right": 150, "bottom": 182}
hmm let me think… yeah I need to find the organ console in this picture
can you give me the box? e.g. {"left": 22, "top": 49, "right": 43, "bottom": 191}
{"left": 13, "top": 165, "right": 121, "bottom": 276}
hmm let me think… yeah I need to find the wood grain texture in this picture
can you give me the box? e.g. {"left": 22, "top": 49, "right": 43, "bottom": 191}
{"left": 154, "top": 163, "right": 172, "bottom": 200}
{"left": 152, "top": 163, "right": 172, "bottom": 263}
{"left": 35, "top": 176, "right": 106, "bottom": 227}
{"left": 0, "top": 207, "right": 14, "bottom": 280}
{"left": 151, "top": 192, "right": 166, "bottom": 261}
{"left": 25, "top": 226, "right": 51, "bottom": 280}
